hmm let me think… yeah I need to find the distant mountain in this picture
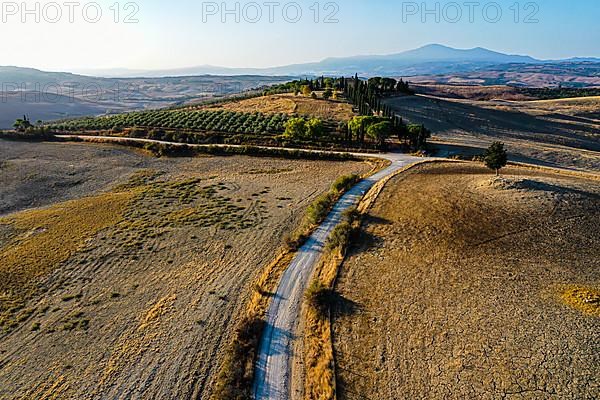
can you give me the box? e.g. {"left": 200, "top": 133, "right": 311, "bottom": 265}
{"left": 14, "top": 45, "right": 599, "bottom": 79}
{"left": 71, "top": 44, "right": 547, "bottom": 78}
{"left": 387, "top": 44, "right": 538, "bottom": 63}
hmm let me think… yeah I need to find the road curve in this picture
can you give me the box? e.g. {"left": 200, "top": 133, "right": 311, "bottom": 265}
{"left": 252, "top": 154, "right": 421, "bottom": 400}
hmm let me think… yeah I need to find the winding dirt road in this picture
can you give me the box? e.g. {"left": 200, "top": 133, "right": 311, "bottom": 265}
{"left": 52, "top": 134, "right": 421, "bottom": 400}
{"left": 252, "top": 153, "right": 421, "bottom": 400}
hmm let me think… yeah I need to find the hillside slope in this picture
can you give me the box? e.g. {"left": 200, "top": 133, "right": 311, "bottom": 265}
{"left": 333, "top": 162, "right": 600, "bottom": 400}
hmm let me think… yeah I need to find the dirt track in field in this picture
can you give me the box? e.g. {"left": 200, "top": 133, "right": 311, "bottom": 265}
{"left": 333, "top": 162, "right": 600, "bottom": 400}
{"left": 0, "top": 140, "right": 371, "bottom": 400}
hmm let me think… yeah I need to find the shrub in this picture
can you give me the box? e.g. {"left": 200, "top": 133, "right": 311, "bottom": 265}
{"left": 331, "top": 174, "right": 360, "bottom": 195}
{"left": 305, "top": 118, "right": 324, "bottom": 138}
{"left": 283, "top": 117, "right": 324, "bottom": 140}
{"left": 326, "top": 222, "right": 353, "bottom": 251}
{"left": 306, "top": 192, "right": 336, "bottom": 226}
{"left": 212, "top": 317, "right": 265, "bottom": 400}
{"left": 305, "top": 281, "right": 333, "bottom": 315}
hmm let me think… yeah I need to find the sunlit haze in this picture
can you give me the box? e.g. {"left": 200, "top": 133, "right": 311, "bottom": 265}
{"left": 1, "top": 0, "right": 598, "bottom": 72}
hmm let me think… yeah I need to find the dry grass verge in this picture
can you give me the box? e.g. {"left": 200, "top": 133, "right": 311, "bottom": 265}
{"left": 211, "top": 251, "right": 295, "bottom": 400}
{"left": 303, "top": 208, "right": 359, "bottom": 400}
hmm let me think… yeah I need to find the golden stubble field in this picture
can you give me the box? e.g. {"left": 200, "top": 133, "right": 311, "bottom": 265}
{"left": 204, "top": 93, "right": 356, "bottom": 122}
{"left": 0, "top": 140, "right": 371, "bottom": 399}
{"left": 333, "top": 162, "right": 600, "bottom": 400}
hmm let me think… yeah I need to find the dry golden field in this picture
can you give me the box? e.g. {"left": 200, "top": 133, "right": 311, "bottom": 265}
{"left": 205, "top": 93, "right": 356, "bottom": 122}
{"left": 333, "top": 162, "right": 600, "bottom": 400}
{"left": 0, "top": 140, "right": 371, "bottom": 399}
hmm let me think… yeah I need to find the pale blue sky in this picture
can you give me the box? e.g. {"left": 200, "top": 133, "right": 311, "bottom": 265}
{"left": 1, "top": 0, "right": 598, "bottom": 71}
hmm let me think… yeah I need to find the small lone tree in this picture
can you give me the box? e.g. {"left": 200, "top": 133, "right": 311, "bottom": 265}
{"left": 484, "top": 142, "right": 508, "bottom": 176}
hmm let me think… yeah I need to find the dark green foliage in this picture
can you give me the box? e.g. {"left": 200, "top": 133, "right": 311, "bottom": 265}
{"left": 484, "top": 142, "right": 508, "bottom": 175}
{"left": 13, "top": 115, "right": 33, "bottom": 132}
{"left": 367, "top": 121, "right": 392, "bottom": 147}
{"left": 326, "top": 221, "right": 353, "bottom": 251}
{"left": 347, "top": 116, "right": 398, "bottom": 149}
{"left": 212, "top": 317, "right": 265, "bottom": 400}
{"left": 405, "top": 124, "right": 431, "bottom": 150}
{"left": 342, "top": 75, "right": 426, "bottom": 149}
{"left": 305, "top": 281, "right": 334, "bottom": 315}
{"left": 47, "top": 110, "right": 289, "bottom": 136}
{"left": 331, "top": 174, "right": 361, "bottom": 195}
{"left": 518, "top": 87, "right": 600, "bottom": 100}
{"left": 283, "top": 117, "right": 325, "bottom": 140}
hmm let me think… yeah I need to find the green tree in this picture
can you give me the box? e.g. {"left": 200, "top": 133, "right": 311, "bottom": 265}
{"left": 322, "top": 88, "right": 333, "bottom": 100}
{"left": 283, "top": 117, "right": 323, "bottom": 140}
{"left": 406, "top": 124, "right": 430, "bottom": 150}
{"left": 283, "top": 117, "right": 307, "bottom": 139}
{"left": 367, "top": 121, "right": 391, "bottom": 148}
{"left": 301, "top": 85, "right": 312, "bottom": 96}
{"left": 305, "top": 118, "right": 324, "bottom": 138}
{"left": 484, "top": 142, "right": 508, "bottom": 176}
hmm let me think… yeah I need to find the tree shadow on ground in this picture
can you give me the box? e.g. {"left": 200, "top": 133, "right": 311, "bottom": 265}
{"left": 516, "top": 179, "right": 600, "bottom": 200}
{"left": 331, "top": 291, "right": 361, "bottom": 317}
{"left": 348, "top": 230, "right": 385, "bottom": 257}
{"left": 362, "top": 215, "right": 392, "bottom": 226}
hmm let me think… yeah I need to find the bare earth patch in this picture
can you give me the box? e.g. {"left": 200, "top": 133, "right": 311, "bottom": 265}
{"left": 333, "top": 162, "right": 600, "bottom": 400}
{"left": 0, "top": 140, "right": 370, "bottom": 400}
